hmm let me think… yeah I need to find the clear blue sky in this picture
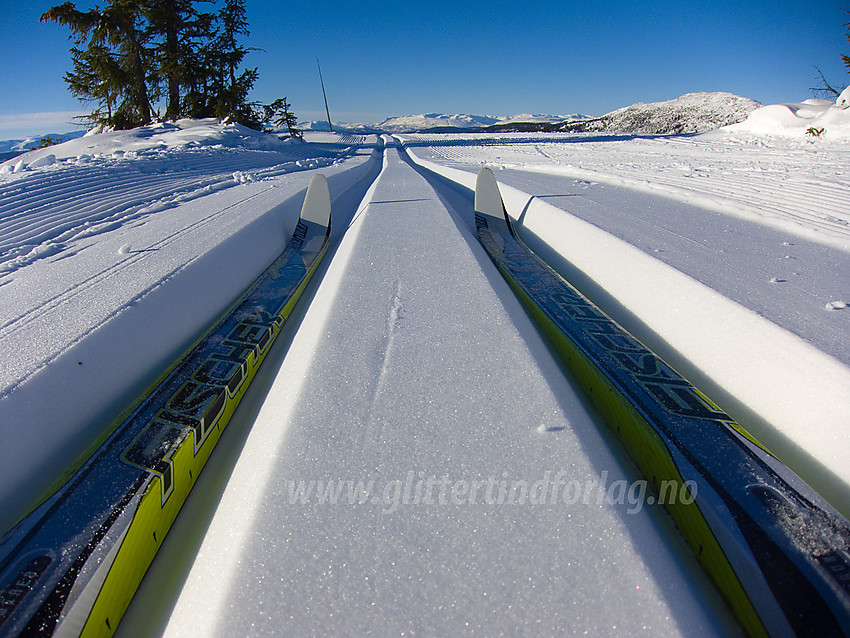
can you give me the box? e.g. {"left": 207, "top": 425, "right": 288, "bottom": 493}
{"left": 1, "top": 0, "right": 848, "bottom": 137}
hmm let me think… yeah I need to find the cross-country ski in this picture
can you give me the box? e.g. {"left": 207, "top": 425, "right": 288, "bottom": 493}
{"left": 0, "top": 173, "right": 331, "bottom": 636}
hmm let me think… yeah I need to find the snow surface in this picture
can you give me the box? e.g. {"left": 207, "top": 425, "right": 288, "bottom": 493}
{"left": 1, "top": 98, "right": 849, "bottom": 634}
{"left": 121, "top": 139, "right": 736, "bottom": 637}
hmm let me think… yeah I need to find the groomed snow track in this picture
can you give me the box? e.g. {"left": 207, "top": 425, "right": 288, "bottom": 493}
{"left": 2, "top": 131, "right": 849, "bottom": 637}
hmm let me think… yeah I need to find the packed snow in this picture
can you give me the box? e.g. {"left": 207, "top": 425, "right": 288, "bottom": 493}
{"left": 1, "top": 94, "right": 849, "bottom": 635}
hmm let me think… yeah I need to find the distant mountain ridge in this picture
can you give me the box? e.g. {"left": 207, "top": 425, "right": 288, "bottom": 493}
{"left": 0, "top": 130, "right": 87, "bottom": 162}
{"left": 485, "top": 92, "right": 761, "bottom": 134}
{"left": 302, "top": 93, "right": 759, "bottom": 134}
{"left": 301, "top": 112, "right": 590, "bottom": 134}
{"left": 373, "top": 112, "right": 590, "bottom": 133}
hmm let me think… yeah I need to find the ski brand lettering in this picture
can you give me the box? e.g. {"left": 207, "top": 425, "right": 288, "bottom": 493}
{"left": 547, "top": 288, "right": 730, "bottom": 422}
{"left": 817, "top": 552, "right": 850, "bottom": 595}
{"left": 471, "top": 165, "right": 850, "bottom": 636}
{"left": 122, "top": 312, "right": 284, "bottom": 505}
{"left": 0, "top": 557, "right": 50, "bottom": 629}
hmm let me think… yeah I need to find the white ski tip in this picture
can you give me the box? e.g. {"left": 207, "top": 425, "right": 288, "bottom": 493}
{"left": 474, "top": 167, "right": 505, "bottom": 219}
{"left": 300, "top": 174, "right": 331, "bottom": 226}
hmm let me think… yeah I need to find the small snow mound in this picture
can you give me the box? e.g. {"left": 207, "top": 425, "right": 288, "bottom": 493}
{"left": 837, "top": 86, "right": 850, "bottom": 110}
{"left": 118, "top": 243, "right": 132, "bottom": 255}
{"left": 232, "top": 171, "right": 255, "bottom": 184}
{"left": 0, "top": 118, "right": 299, "bottom": 171}
{"left": 28, "top": 154, "right": 56, "bottom": 169}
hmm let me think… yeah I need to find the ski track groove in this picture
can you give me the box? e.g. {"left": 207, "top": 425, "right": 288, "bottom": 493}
{"left": 0, "top": 149, "right": 343, "bottom": 271}
{"left": 0, "top": 177, "right": 215, "bottom": 249}
{"left": 0, "top": 138, "right": 360, "bottom": 394}
{"left": 0, "top": 182, "right": 279, "bottom": 397}
{"left": 0, "top": 182, "right": 274, "bottom": 336}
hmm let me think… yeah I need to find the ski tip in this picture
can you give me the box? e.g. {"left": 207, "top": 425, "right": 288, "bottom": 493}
{"left": 474, "top": 167, "right": 506, "bottom": 220}
{"left": 300, "top": 174, "right": 331, "bottom": 227}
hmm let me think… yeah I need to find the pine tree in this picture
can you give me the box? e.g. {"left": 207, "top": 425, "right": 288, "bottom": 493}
{"left": 265, "top": 97, "right": 302, "bottom": 139}
{"left": 178, "top": 8, "right": 216, "bottom": 118}
{"left": 41, "top": 0, "right": 153, "bottom": 129}
{"left": 41, "top": 3, "right": 113, "bottom": 127}
{"left": 145, "top": 0, "right": 190, "bottom": 120}
{"left": 43, "top": 0, "right": 299, "bottom": 132}
{"left": 210, "top": 0, "right": 261, "bottom": 128}
{"left": 103, "top": 0, "right": 154, "bottom": 128}
{"left": 65, "top": 42, "right": 123, "bottom": 125}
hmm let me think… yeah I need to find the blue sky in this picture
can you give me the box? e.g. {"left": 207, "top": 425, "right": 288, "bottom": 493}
{"left": 1, "top": 0, "right": 848, "bottom": 137}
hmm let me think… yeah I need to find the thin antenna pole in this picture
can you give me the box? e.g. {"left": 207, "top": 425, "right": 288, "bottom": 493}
{"left": 316, "top": 57, "right": 334, "bottom": 133}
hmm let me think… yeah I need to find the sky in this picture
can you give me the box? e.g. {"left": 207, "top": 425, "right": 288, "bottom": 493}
{"left": 0, "top": 0, "right": 849, "bottom": 138}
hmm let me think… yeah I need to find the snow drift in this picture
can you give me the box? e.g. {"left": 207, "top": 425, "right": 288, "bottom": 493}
{"left": 725, "top": 95, "right": 850, "bottom": 138}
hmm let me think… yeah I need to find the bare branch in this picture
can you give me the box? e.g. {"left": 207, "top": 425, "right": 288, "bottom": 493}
{"left": 811, "top": 66, "right": 841, "bottom": 97}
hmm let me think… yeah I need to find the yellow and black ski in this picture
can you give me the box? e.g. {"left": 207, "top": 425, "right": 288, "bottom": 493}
{"left": 474, "top": 166, "right": 850, "bottom": 637}
{"left": 0, "top": 174, "right": 332, "bottom": 637}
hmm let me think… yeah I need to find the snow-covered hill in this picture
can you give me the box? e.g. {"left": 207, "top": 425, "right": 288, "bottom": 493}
{"left": 556, "top": 92, "right": 762, "bottom": 134}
